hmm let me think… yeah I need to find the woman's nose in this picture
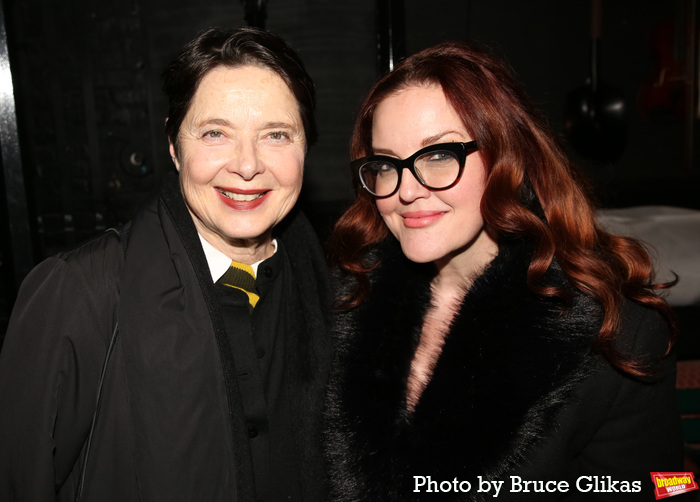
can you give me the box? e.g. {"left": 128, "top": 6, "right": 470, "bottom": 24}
{"left": 397, "top": 167, "right": 430, "bottom": 202}
{"left": 229, "top": 140, "right": 263, "bottom": 180}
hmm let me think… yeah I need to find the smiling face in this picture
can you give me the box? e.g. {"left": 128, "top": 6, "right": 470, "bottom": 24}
{"left": 372, "top": 85, "right": 497, "bottom": 276}
{"left": 170, "top": 65, "right": 305, "bottom": 263}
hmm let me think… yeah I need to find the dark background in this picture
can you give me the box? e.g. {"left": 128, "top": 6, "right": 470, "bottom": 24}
{"left": 1, "top": 0, "right": 698, "bottom": 347}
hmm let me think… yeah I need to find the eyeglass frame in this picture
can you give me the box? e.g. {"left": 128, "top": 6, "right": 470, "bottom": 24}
{"left": 352, "top": 141, "right": 479, "bottom": 198}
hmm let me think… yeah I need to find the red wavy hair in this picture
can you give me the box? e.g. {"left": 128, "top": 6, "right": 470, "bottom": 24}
{"left": 327, "top": 41, "right": 676, "bottom": 375}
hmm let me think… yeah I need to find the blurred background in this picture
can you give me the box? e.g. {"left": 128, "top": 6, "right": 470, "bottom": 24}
{"left": 0, "top": 0, "right": 698, "bottom": 349}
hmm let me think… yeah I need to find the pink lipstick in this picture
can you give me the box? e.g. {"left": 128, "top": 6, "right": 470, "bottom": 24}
{"left": 400, "top": 211, "right": 445, "bottom": 228}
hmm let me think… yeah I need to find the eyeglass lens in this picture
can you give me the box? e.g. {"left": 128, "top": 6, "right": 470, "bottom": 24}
{"left": 359, "top": 149, "right": 461, "bottom": 197}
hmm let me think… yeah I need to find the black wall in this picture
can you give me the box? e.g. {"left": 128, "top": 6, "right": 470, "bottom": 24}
{"left": 1, "top": 0, "right": 698, "bottom": 327}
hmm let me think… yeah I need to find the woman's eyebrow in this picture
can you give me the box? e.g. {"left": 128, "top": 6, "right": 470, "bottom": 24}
{"left": 195, "top": 117, "right": 233, "bottom": 128}
{"left": 371, "top": 131, "right": 461, "bottom": 157}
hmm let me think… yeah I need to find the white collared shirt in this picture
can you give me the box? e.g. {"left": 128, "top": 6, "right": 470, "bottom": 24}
{"left": 198, "top": 234, "right": 277, "bottom": 282}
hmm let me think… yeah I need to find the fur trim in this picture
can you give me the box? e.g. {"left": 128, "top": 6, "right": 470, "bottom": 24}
{"left": 324, "top": 237, "right": 600, "bottom": 501}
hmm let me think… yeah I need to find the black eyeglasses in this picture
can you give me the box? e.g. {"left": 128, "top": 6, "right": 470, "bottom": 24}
{"left": 353, "top": 141, "right": 479, "bottom": 198}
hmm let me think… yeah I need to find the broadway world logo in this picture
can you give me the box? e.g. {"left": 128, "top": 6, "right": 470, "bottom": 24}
{"left": 650, "top": 472, "right": 698, "bottom": 499}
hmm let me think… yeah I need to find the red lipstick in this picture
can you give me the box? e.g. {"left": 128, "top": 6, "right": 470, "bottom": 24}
{"left": 216, "top": 187, "right": 269, "bottom": 211}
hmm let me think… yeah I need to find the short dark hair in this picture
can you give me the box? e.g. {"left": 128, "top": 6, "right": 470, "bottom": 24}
{"left": 162, "top": 27, "right": 317, "bottom": 155}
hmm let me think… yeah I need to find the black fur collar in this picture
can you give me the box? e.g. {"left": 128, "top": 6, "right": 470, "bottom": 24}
{"left": 325, "top": 237, "right": 600, "bottom": 501}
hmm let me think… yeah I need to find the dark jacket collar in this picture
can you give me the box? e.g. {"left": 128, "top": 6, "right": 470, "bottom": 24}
{"left": 325, "top": 236, "right": 599, "bottom": 501}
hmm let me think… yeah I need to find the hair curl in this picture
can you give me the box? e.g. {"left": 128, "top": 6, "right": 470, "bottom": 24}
{"left": 327, "top": 41, "right": 675, "bottom": 375}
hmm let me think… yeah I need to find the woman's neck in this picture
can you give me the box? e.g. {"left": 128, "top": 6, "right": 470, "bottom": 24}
{"left": 433, "top": 226, "right": 498, "bottom": 290}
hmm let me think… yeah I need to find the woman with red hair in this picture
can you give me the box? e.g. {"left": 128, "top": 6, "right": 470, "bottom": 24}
{"left": 324, "top": 41, "right": 683, "bottom": 501}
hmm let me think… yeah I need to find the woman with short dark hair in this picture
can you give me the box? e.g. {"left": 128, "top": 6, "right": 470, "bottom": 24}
{"left": 0, "top": 27, "right": 330, "bottom": 502}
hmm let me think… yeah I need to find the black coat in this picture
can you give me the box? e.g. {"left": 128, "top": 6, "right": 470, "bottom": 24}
{"left": 0, "top": 173, "right": 332, "bottom": 501}
{"left": 324, "top": 237, "right": 684, "bottom": 501}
